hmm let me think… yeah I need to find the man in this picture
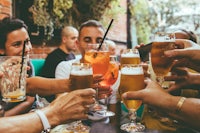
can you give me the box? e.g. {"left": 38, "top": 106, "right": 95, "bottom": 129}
{"left": 41, "top": 26, "right": 78, "bottom": 78}
{"left": 55, "top": 20, "right": 120, "bottom": 127}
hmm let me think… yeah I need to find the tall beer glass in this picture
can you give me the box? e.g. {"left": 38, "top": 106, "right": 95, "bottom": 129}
{"left": 120, "top": 48, "right": 141, "bottom": 65}
{"left": 69, "top": 63, "right": 92, "bottom": 132}
{"left": 150, "top": 32, "right": 176, "bottom": 86}
{"left": 70, "top": 63, "right": 93, "bottom": 90}
{"left": 119, "top": 64, "right": 145, "bottom": 132}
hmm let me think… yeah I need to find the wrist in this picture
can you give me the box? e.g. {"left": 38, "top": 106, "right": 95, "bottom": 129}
{"left": 35, "top": 110, "right": 51, "bottom": 133}
{"left": 42, "top": 107, "right": 60, "bottom": 128}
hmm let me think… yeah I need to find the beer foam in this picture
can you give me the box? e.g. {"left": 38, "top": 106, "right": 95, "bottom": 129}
{"left": 121, "top": 67, "right": 143, "bottom": 75}
{"left": 70, "top": 69, "right": 92, "bottom": 76}
{"left": 121, "top": 53, "right": 139, "bottom": 58}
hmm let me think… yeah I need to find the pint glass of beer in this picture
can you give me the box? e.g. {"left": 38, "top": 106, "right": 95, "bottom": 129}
{"left": 119, "top": 64, "right": 145, "bottom": 132}
{"left": 70, "top": 63, "right": 93, "bottom": 90}
{"left": 120, "top": 48, "right": 141, "bottom": 65}
{"left": 150, "top": 32, "right": 176, "bottom": 85}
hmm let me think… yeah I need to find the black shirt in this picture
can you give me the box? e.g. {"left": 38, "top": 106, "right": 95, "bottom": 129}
{"left": 40, "top": 48, "right": 75, "bottom": 102}
{"left": 41, "top": 48, "right": 75, "bottom": 78}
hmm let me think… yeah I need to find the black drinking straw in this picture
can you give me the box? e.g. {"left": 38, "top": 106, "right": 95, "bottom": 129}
{"left": 97, "top": 19, "right": 114, "bottom": 51}
{"left": 19, "top": 40, "right": 26, "bottom": 88}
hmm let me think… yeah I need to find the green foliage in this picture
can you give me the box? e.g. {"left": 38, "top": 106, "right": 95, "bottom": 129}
{"left": 129, "top": 0, "right": 200, "bottom": 44}
{"left": 29, "top": 0, "right": 125, "bottom": 40}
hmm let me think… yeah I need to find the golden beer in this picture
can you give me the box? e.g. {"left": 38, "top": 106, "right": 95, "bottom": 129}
{"left": 70, "top": 63, "right": 93, "bottom": 90}
{"left": 151, "top": 41, "right": 175, "bottom": 76}
{"left": 120, "top": 49, "right": 140, "bottom": 65}
{"left": 119, "top": 65, "right": 145, "bottom": 110}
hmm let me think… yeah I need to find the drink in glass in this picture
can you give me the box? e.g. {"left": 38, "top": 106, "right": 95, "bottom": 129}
{"left": 70, "top": 63, "right": 93, "bottom": 90}
{"left": 0, "top": 56, "right": 27, "bottom": 102}
{"left": 120, "top": 49, "right": 140, "bottom": 65}
{"left": 84, "top": 43, "right": 110, "bottom": 75}
{"left": 150, "top": 32, "right": 176, "bottom": 85}
{"left": 100, "top": 55, "right": 119, "bottom": 86}
{"left": 119, "top": 64, "right": 145, "bottom": 132}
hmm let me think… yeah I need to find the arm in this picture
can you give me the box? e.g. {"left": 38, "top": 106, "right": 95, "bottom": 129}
{"left": 26, "top": 77, "right": 71, "bottom": 96}
{"left": 4, "top": 96, "right": 35, "bottom": 116}
{"left": 123, "top": 78, "right": 200, "bottom": 130}
{"left": 0, "top": 89, "right": 96, "bottom": 133}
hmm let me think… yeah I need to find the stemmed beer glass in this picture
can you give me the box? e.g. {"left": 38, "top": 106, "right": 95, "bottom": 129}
{"left": 150, "top": 32, "right": 176, "bottom": 86}
{"left": 119, "top": 64, "right": 145, "bottom": 132}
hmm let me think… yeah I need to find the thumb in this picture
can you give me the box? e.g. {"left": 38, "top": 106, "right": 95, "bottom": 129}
{"left": 122, "top": 90, "right": 142, "bottom": 100}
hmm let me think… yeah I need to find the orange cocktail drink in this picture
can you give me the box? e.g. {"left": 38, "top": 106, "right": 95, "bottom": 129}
{"left": 84, "top": 44, "right": 110, "bottom": 76}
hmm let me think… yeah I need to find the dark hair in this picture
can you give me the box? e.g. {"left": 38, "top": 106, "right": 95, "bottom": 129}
{"left": 179, "top": 29, "right": 197, "bottom": 43}
{"left": 0, "top": 17, "right": 28, "bottom": 49}
{"left": 79, "top": 20, "right": 104, "bottom": 33}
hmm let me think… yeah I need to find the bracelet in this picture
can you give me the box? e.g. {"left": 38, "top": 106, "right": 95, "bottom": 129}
{"left": 176, "top": 97, "right": 186, "bottom": 113}
{"left": 35, "top": 110, "right": 51, "bottom": 133}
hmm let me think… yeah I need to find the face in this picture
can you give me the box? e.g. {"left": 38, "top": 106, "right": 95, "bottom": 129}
{"left": 78, "top": 26, "right": 104, "bottom": 54}
{"left": 63, "top": 29, "right": 78, "bottom": 52}
{"left": 4, "top": 27, "right": 32, "bottom": 56}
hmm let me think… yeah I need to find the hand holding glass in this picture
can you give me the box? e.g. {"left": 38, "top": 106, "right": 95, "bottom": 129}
{"left": 119, "top": 64, "right": 145, "bottom": 132}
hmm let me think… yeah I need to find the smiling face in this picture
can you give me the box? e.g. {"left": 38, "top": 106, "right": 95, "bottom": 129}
{"left": 3, "top": 27, "right": 32, "bottom": 56}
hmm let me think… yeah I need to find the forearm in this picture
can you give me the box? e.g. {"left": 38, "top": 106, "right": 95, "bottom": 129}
{"left": 163, "top": 96, "right": 200, "bottom": 130}
{"left": 5, "top": 96, "right": 35, "bottom": 116}
{"left": 0, "top": 112, "right": 43, "bottom": 133}
{"left": 26, "top": 77, "right": 71, "bottom": 96}
{"left": 0, "top": 107, "right": 61, "bottom": 133}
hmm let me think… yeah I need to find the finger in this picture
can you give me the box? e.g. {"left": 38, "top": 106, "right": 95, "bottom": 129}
{"left": 122, "top": 91, "right": 142, "bottom": 100}
{"left": 76, "top": 88, "right": 96, "bottom": 97}
{"left": 81, "top": 97, "right": 96, "bottom": 105}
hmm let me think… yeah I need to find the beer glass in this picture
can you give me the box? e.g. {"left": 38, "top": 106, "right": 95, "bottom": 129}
{"left": 119, "top": 64, "right": 145, "bottom": 132}
{"left": 84, "top": 43, "right": 111, "bottom": 115}
{"left": 0, "top": 56, "right": 27, "bottom": 102}
{"left": 150, "top": 32, "right": 176, "bottom": 86}
{"left": 70, "top": 62, "right": 93, "bottom": 90}
{"left": 69, "top": 63, "right": 93, "bottom": 130}
{"left": 120, "top": 48, "right": 141, "bottom": 65}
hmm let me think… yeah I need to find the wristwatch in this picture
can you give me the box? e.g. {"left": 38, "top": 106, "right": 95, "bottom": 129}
{"left": 35, "top": 110, "right": 51, "bottom": 133}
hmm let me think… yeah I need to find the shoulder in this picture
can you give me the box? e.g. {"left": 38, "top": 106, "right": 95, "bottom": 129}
{"left": 55, "top": 59, "right": 79, "bottom": 79}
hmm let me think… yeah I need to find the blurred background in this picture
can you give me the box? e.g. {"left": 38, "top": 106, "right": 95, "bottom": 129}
{"left": 1, "top": 0, "right": 200, "bottom": 56}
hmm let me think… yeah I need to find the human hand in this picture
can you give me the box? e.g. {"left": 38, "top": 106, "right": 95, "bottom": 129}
{"left": 93, "top": 74, "right": 113, "bottom": 99}
{"left": 122, "top": 78, "right": 171, "bottom": 111}
{"left": 165, "top": 48, "right": 200, "bottom": 73}
{"left": 93, "top": 74, "right": 104, "bottom": 84}
{"left": 165, "top": 67, "right": 200, "bottom": 92}
{"left": 93, "top": 84, "right": 112, "bottom": 99}
{"left": 44, "top": 88, "right": 96, "bottom": 124}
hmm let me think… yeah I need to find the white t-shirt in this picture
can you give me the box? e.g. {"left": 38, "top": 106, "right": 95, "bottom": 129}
{"left": 55, "top": 59, "right": 120, "bottom": 104}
